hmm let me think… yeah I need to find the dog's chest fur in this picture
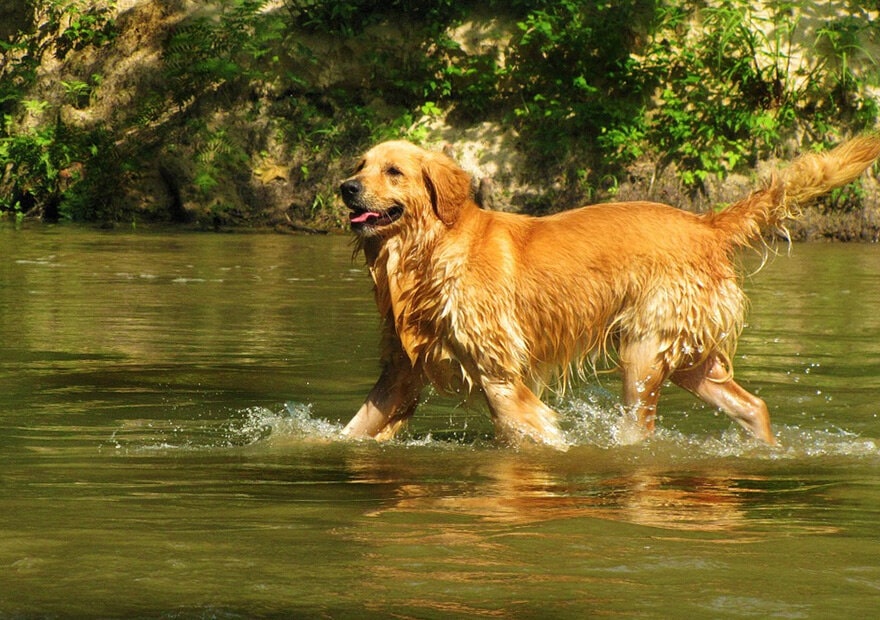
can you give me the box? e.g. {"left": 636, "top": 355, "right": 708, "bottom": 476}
{"left": 368, "top": 233, "right": 528, "bottom": 393}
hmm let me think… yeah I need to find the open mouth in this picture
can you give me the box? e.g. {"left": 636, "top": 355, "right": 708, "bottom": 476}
{"left": 349, "top": 205, "right": 404, "bottom": 231}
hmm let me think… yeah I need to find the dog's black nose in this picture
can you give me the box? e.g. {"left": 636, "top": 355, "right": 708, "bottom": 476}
{"left": 340, "top": 179, "right": 362, "bottom": 202}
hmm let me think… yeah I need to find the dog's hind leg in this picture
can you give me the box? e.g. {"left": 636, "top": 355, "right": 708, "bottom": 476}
{"left": 618, "top": 338, "right": 671, "bottom": 441}
{"left": 671, "top": 354, "right": 776, "bottom": 444}
{"left": 481, "top": 380, "right": 568, "bottom": 449}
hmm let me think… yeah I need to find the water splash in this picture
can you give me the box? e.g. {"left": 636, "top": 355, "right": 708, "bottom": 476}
{"left": 106, "top": 402, "right": 345, "bottom": 453}
{"left": 558, "top": 392, "right": 879, "bottom": 460}
{"left": 770, "top": 426, "right": 878, "bottom": 459}
{"left": 225, "top": 402, "right": 345, "bottom": 446}
{"left": 106, "top": 393, "right": 878, "bottom": 461}
{"left": 217, "top": 400, "right": 880, "bottom": 460}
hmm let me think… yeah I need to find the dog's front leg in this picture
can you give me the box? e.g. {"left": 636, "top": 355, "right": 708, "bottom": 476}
{"left": 343, "top": 357, "right": 425, "bottom": 442}
{"left": 481, "top": 380, "right": 568, "bottom": 449}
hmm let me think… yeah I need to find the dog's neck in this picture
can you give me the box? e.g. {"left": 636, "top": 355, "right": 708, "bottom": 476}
{"left": 356, "top": 235, "right": 383, "bottom": 267}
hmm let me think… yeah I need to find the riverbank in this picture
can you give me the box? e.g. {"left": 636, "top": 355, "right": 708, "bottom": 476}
{"left": 1, "top": 1, "right": 878, "bottom": 237}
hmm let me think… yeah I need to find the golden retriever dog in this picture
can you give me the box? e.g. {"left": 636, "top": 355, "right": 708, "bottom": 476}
{"left": 339, "top": 136, "right": 880, "bottom": 448}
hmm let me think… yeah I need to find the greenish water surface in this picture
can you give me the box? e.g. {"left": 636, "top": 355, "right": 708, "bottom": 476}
{"left": 1, "top": 226, "right": 879, "bottom": 618}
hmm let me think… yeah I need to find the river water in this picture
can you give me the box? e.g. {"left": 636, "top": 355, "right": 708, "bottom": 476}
{"left": 2, "top": 226, "right": 879, "bottom": 618}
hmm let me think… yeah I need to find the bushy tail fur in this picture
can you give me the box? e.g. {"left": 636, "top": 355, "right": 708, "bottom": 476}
{"left": 708, "top": 134, "right": 880, "bottom": 246}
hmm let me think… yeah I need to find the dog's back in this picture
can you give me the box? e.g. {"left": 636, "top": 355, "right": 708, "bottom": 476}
{"left": 463, "top": 201, "right": 743, "bottom": 386}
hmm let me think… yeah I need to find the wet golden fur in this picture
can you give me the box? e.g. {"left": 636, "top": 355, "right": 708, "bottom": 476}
{"left": 340, "top": 137, "right": 880, "bottom": 448}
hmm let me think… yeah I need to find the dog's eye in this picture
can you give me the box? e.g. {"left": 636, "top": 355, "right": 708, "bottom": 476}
{"left": 385, "top": 165, "right": 403, "bottom": 178}
{"left": 354, "top": 160, "right": 365, "bottom": 173}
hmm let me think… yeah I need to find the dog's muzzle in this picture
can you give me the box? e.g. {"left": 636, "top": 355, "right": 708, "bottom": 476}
{"left": 339, "top": 179, "right": 403, "bottom": 232}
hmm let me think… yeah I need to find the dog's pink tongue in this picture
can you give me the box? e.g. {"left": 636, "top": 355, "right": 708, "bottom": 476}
{"left": 350, "top": 211, "right": 379, "bottom": 224}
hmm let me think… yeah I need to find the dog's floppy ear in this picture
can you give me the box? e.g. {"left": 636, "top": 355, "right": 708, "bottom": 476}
{"left": 422, "top": 152, "right": 471, "bottom": 226}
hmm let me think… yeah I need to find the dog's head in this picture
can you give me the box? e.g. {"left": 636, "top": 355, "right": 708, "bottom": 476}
{"left": 340, "top": 140, "right": 472, "bottom": 237}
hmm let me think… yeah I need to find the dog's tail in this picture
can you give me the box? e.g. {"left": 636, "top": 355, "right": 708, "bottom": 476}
{"left": 708, "top": 134, "right": 880, "bottom": 246}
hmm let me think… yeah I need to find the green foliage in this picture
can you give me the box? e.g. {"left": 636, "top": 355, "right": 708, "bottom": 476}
{"left": 0, "top": 1, "right": 118, "bottom": 220}
{"left": 162, "top": 0, "right": 284, "bottom": 109}
{"left": 55, "top": 0, "right": 117, "bottom": 54}
{"left": 292, "top": 0, "right": 467, "bottom": 37}
{"left": 0, "top": 115, "right": 119, "bottom": 221}
{"left": 192, "top": 125, "right": 248, "bottom": 197}
{"left": 505, "top": 1, "right": 652, "bottom": 157}
{"left": 287, "top": 0, "right": 879, "bottom": 194}
{"left": 641, "top": 1, "right": 880, "bottom": 186}
{"left": 0, "top": 1, "right": 116, "bottom": 111}
{"left": 2, "top": 0, "right": 879, "bottom": 224}
{"left": 60, "top": 75, "right": 101, "bottom": 109}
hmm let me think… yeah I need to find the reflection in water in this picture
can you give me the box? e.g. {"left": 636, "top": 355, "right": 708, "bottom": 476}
{"left": 337, "top": 444, "right": 846, "bottom": 536}
{"left": 329, "top": 442, "right": 849, "bottom": 617}
{"left": 344, "top": 453, "right": 756, "bottom": 532}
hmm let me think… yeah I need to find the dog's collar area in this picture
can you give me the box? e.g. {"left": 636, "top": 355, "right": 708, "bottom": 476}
{"left": 349, "top": 205, "right": 403, "bottom": 231}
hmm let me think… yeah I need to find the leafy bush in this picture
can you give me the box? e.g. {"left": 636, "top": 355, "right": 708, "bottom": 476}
{"left": 504, "top": 2, "right": 652, "bottom": 157}
{"left": 640, "top": 2, "right": 880, "bottom": 186}
{"left": 0, "top": 0, "right": 118, "bottom": 220}
{"left": 162, "top": 0, "right": 285, "bottom": 108}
